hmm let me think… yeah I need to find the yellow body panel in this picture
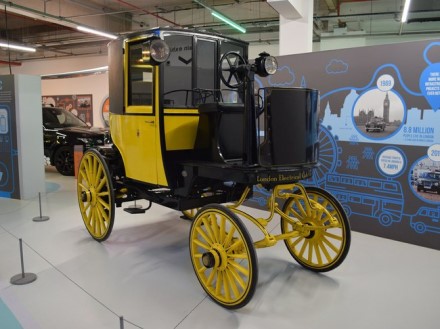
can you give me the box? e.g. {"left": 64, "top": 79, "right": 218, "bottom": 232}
{"left": 126, "top": 105, "right": 153, "bottom": 114}
{"left": 110, "top": 113, "right": 158, "bottom": 184}
{"left": 164, "top": 114, "right": 199, "bottom": 151}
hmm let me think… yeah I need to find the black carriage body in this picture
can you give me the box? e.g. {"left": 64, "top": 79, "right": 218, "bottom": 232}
{"left": 106, "top": 27, "right": 320, "bottom": 211}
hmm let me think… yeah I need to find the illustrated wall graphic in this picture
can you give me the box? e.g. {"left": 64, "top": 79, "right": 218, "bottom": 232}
{"left": 0, "top": 75, "right": 20, "bottom": 198}
{"left": 248, "top": 39, "right": 440, "bottom": 250}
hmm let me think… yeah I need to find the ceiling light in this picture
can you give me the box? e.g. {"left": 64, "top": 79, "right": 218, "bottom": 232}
{"left": 193, "top": 0, "right": 246, "bottom": 33}
{"left": 211, "top": 11, "right": 246, "bottom": 33}
{"left": 77, "top": 26, "right": 118, "bottom": 40}
{"left": 0, "top": 41, "right": 36, "bottom": 52}
{"left": 401, "top": 0, "right": 412, "bottom": 23}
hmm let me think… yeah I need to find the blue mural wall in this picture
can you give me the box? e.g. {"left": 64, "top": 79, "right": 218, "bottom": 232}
{"left": 0, "top": 75, "right": 20, "bottom": 199}
{"left": 249, "top": 39, "right": 440, "bottom": 250}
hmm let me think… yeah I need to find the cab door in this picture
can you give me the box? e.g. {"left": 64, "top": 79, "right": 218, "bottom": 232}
{"left": 111, "top": 41, "right": 158, "bottom": 185}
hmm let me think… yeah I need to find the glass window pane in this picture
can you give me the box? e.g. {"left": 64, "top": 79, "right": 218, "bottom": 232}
{"left": 163, "top": 35, "right": 193, "bottom": 107}
{"left": 128, "top": 42, "right": 153, "bottom": 106}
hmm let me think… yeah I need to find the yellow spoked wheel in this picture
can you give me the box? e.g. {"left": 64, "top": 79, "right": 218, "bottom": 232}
{"left": 189, "top": 204, "right": 258, "bottom": 309}
{"left": 77, "top": 149, "right": 115, "bottom": 242}
{"left": 281, "top": 187, "right": 350, "bottom": 272}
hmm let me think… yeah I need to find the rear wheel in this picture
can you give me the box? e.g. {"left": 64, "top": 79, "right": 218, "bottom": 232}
{"left": 281, "top": 187, "right": 350, "bottom": 272}
{"left": 77, "top": 149, "right": 115, "bottom": 241}
{"left": 53, "top": 146, "right": 74, "bottom": 176}
{"left": 189, "top": 204, "right": 258, "bottom": 309}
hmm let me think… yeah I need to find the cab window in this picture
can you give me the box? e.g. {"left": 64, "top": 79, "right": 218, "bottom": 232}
{"left": 127, "top": 42, "right": 153, "bottom": 107}
{"left": 163, "top": 35, "right": 193, "bottom": 108}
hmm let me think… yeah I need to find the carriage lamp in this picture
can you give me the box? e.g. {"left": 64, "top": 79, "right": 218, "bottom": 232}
{"left": 150, "top": 39, "right": 170, "bottom": 63}
{"left": 254, "top": 52, "right": 278, "bottom": 77}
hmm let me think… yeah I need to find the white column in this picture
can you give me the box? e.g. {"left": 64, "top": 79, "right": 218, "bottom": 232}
{"left": 268, "top": 0, "right": 314, "bottom": 55}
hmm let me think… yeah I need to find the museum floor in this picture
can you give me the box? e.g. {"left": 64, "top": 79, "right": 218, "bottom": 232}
{"left": 1, "top": 167, "right": 440, "bottom": 329}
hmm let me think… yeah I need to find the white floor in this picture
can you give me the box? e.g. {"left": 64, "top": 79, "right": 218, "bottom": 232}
{"left": 1, "top": 167, "right": 440, "bottom": 329}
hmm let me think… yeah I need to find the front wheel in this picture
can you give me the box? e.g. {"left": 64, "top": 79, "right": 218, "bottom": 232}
{"left": 77, "top": 149, "right": 115, "bottom": 241}
{"left": 189, "top": 204, "right": 258, "bottom": 309}
{"left": 281, "top": 187, "right": 350, "bottom": 272}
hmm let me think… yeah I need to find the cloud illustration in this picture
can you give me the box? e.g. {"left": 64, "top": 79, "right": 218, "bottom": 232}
{"left": 268, "top": 66, "right": 295, "bottom": 87}
{"left": 326, "top": 59, "right": 349, "bottom": 74}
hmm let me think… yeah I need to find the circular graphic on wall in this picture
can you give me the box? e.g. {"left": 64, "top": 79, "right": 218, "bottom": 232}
{"left": 409, "top": 156, "right": 440, "bottom": 204}
{"left": 101, "top": 97, "right": 110, "bottom": 127}
{"left": 376, "top": 146, "right": 406, "bottom": 178}
{"left": 352, "top": 75, "right": 406, "bottom": 140}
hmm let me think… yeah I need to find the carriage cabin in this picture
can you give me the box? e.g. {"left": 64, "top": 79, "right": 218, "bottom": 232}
{"left": 108, "top": 28, "right": 250, "bottom": 188}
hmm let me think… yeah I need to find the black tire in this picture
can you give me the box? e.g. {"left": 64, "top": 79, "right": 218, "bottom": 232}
{"left": 53, "top": 146, "right": 74, "bottom": 176}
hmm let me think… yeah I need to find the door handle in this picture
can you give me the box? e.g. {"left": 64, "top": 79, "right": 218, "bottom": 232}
{"left": 145, "top": 120, "right": 155, "bottom": 124}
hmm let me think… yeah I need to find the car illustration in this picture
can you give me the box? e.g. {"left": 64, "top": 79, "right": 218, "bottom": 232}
{"left": 365, "top": 117, "right": 386, "bottom": 132}
{"left": 43, "top": 106, "right": 110, "bottom": 175}
{"left": 416, "top": 172, "right": 440, "bottom": 194}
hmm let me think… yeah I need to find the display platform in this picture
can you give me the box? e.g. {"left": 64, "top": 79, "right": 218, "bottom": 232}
{"left": 0, "top": 166, "right": 439, "bottom": 329}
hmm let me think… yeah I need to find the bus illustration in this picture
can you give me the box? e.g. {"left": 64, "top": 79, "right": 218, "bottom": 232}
{"left": 324, "top": 173, "right": 404, "bottom": 227}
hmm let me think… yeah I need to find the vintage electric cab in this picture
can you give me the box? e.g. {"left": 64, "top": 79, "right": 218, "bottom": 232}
{"left": 77, "top": 28, "right": 350, "bottom": 309}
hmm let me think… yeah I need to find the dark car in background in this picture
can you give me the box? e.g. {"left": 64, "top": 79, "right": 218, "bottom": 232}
{"left": 43, "top": 106, "right": 110, "bottom": 175}
{"left": 416, "top": 172, "right": 440, "bottom": 194}
{"left": 365, "top": 117, "right": 386, "bottom": 132}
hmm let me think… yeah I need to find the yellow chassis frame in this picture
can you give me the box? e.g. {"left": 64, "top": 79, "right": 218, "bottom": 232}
{"left": 226, "top": 183, "right": 341, "bottom": 249}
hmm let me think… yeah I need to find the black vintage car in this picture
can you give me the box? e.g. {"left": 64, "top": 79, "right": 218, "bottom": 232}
{"left": 43, "top": 106, "right": 110, "bottom": 175}
{"left": 365, "top": 116, "right": 386, "bottom": 132}
{"left": 416, "top": 172, "right": 440, "bottom": 194}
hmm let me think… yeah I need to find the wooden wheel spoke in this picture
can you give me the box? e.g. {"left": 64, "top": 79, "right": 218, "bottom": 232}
{"left": 202, "top": 217, "right": 217, "bottom": 243}
{"left": 227, "top": 238, "right": 243, "bottom": 253}
{"left": 318, "top": 240, "right": 332, "bottom": 262}
{"left": 289, "top": 236, "right": 304, "bottom": 249}
{"left": 321, "top": 235, "right": 340, "bottom": 253}
{"left": 193, "top": 237, "right": 211, "bottom": 251}
{"left": 229, "top": 260, "right": 249, "bottom": 276}
{"left": 226, "top": 266, "right": 246, "bottom": 291}
{"left": 298, "top": 238, "right": 308, "bottom": 259}
{"left": 323, "top": 231, "right": 343, "bottom": 241}
{"left": 97, "top": 201, "right": 109, "bottom": 223}
{"left": 195, "top": 226, "right": 213, "bottom": 247}
{"left": 225, "top": 269, "right": 241, "bottom": 298}
{"left": 228, "top": 252, "right": 248, "bottom": 259}
{"left": 219, "top": 217, "right": 226, "bottom": 243}
{"left": 206, "top": 269, "right": 216, "bottom": 286}
{"left": 307, "top": 240, "right": 314, "bottom": 262}
{"left": 96, "top": 177, "right": 107, "bottom": 192}
{"left": 313, "top": 240, "right": 323, "bottom": 265}
{"left": 215, "top": 271, "right": 223, "bottom": 296}
{"left": 209, "top": 213, "right": 220, "bottom": 242}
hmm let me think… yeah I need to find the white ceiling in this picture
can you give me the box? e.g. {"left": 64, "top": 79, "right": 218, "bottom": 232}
{"left": 0, "top": 0, "right": 439, "bottom": 64}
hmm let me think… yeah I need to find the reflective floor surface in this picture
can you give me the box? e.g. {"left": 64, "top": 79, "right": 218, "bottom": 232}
{"left": 1, "top": 166, "right": 440, "bottom": 329}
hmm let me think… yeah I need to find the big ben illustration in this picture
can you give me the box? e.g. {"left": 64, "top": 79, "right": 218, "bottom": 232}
{"left": 383, "top": 92, "right": 390, "bottom": 123}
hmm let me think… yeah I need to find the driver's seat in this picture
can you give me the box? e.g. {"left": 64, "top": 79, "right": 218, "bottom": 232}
{"left": 195, "top": 102, "right": 244, "bottom": 163}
